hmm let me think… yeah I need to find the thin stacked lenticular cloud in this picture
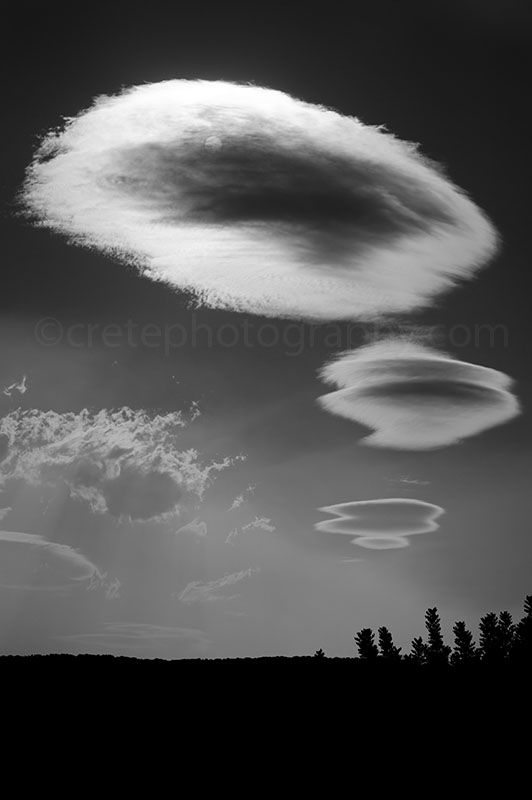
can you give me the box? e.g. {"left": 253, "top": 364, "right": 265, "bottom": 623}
{"left": 316, "top": 498, "right": 444, "bottom": 549}
{"left": 21, "top": 79, "right": 497, "bottom": 320}
{"left": 318, "top": 340, "right": 520, "bottom": 449}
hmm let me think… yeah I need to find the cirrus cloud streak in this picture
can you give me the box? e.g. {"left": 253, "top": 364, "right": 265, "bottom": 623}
{"left": 0, "top": 528, "right": 102, "bottom": 590}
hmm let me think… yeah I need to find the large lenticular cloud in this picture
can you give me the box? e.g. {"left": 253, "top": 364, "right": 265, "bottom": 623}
{"left": 318, "top": 340, "right": 520, "bottom": 449}
{"left": 21, "top": 80, "right": 497, "bottom": 320}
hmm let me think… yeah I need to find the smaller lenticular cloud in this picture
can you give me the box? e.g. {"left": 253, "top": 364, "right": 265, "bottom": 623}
{"left": 315, "top": 498, "right": 444, "bottom": 550}
{"left": 318, "top": 340, "right": 520, "bottom": 449}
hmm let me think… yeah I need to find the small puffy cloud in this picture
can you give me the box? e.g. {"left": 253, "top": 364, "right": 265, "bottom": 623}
{"left": 22, "top": 80, "right": 496, "bottom": 322}
{"left": 0, "top": 407, "right": 232, "bottom": 520}
{"left": 315, "top": 498, "right": 444, "bottom": 550}
{"left": 318, "top": 340, "right": 519, "bottom": 449}
{"left": 0, "top": 528, "right": 102, "bottom": 590}
{"left": 229, "top": 494, "right": 245, "bottom": 510}
{"left": 57, "top": 623, "right": 211, "bottom": 658}
{"left": 178, "top": 567, "right": 260, "bottom": 605}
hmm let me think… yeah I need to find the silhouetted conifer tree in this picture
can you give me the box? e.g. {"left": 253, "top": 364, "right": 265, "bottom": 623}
{"left": 378, "top": 626, "right": 402, "bottom": 661}
{"left": 451, "top": 621, "right": 477, "bottom": 665}
{"left": 355, "top": 628, "right": 379, "bottom": 661}
{"left": 513, "top": 595, "right": 532, "bottom": 662}
{"left": 498, "top": 611, "right": 515, "bottom": 660}
{"left": 349, "top": 590, "right": 532, "bottom": 672}
{"left": 409, "top": 637, "right": 427, "bottom": 665}
{"left": 424, "top": 607, "right": 451, "bottom": 666}
{"left": 479, "top": 612, "right": 502, "bottom": 663}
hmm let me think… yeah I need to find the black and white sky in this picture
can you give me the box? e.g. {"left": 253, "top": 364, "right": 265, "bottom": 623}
{"left": 1, "top": 0, "right": 531, "bottom": 658}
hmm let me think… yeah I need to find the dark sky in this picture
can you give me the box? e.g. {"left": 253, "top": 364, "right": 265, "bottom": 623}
{"left": 0, "top": 1, "right": 531, "bottom": 657}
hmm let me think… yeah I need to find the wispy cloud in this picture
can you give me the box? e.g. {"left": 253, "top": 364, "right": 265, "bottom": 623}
{"left": 0, "top": 407, "right": 234, "bottom": 520}
{"left": 225, "top": 516, "right": 276, "bottom": 545}
{"left": 87, "top": 572, "right": 122, "bottom": 599}
{"left": 224, "top": 528, "right": 240, "bottom": 546}
{"left": 57, "top": 623, "right": 211, "bottom": 658}
{"left": 242, "top": 517, "right": 276, "bottom": 533}
{"left": 228, "top": 484, "right": 256, "bottom": 511}
{"left": 0, "top": 528, "right": 104, "bottom": 590}
{"left": 229, "top": 494, "right": 245, "bottom": 510}
{"left": 2, "top": 376, "right": 27, "bottom": 397}
{"left": 174, "top": 518, "right": 207, "bottom": 538}
{"left": 385, "top": 475, "right": 431, "bottom": 487}
{"left": 178, "top": 567, "right": 260, "bottom": 605}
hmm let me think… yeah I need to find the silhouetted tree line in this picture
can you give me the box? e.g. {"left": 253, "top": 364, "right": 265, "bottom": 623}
{"left": 347, "top": 594, "right": 532, "bottom": 668}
